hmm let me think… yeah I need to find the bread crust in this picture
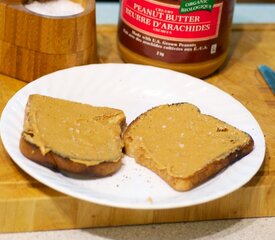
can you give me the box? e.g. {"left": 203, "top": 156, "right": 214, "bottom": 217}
{"left": 20, "top": 94, "right": 126, "bottom": 177}
{"left": 124, "top": 135, "right": 254, "bottom": 191}
{"left": 123, "top": 103, "right": 255, "bottom": 191}
{"left": 20, "top": 136, "right": 122, "bottom": 177}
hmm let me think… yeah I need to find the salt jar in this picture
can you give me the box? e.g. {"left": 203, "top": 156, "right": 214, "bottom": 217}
{"left": 0, "top": 0, "right": 97, "bottom": 82}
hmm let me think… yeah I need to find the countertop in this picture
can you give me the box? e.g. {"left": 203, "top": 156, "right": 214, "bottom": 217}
{"left": 1, "top": 2, "right": 275, "bottom": 239}
{"left": 1, "top": 218, "right": 275, "bottom": 240}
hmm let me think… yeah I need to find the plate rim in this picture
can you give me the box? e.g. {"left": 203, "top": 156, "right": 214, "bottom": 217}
{"left": 0, "top": 63, "right": 266, "bottom": 210}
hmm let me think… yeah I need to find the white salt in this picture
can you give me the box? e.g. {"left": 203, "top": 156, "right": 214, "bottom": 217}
{"left": 178, "top": 143, "right": 185, "bottom": 148}
{"left": 25, "top": 0, "right": 84, "bottom": 17}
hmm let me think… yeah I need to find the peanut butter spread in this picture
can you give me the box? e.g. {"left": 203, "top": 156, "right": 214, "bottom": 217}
{"left": 117, "top": 0, "right": 235, "bottom": 78}
{"left": 23, "top": 95, "right": 125, "bottom": 166}
{"left": 127, "top": 104, "right": 251, "bottom": 177}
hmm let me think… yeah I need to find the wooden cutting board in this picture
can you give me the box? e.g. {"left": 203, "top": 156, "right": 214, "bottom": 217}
{"left": 0, "top": 24, "right": 274, "bottom": 233}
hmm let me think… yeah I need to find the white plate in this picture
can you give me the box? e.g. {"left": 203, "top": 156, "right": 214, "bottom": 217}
{"left": 0, "top": 63, "right": 265, "bottom": 209}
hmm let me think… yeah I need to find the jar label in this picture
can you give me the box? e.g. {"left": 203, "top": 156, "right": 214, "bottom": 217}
{"left": 118, "top": 0, "right": 232, "bottom": 63}
{"left": 121, "top": 0, "right": 222, "bottom": 41}
{"left": 180, "top": 0, "right": 215, "bottom": 14}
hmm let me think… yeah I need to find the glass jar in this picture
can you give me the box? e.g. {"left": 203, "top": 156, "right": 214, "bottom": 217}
{"left": 117, "top": 0, "right": 235, "bottom": 78}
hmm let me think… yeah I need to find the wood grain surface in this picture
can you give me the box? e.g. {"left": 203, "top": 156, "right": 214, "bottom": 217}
{"left": 0, "top": 24, "right": 274, "bottom": 233}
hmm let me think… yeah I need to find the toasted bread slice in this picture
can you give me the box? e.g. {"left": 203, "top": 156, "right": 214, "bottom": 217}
{"left": 20, "top": 94, "right": 126, "bottom": 177}
{"left": 123, "top": 103, "right": 254, "bottom": 191}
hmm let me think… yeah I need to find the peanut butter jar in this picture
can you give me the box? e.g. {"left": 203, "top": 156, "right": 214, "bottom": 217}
{"left": 117, "top": 0, "right": 235, "bottom": 78}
